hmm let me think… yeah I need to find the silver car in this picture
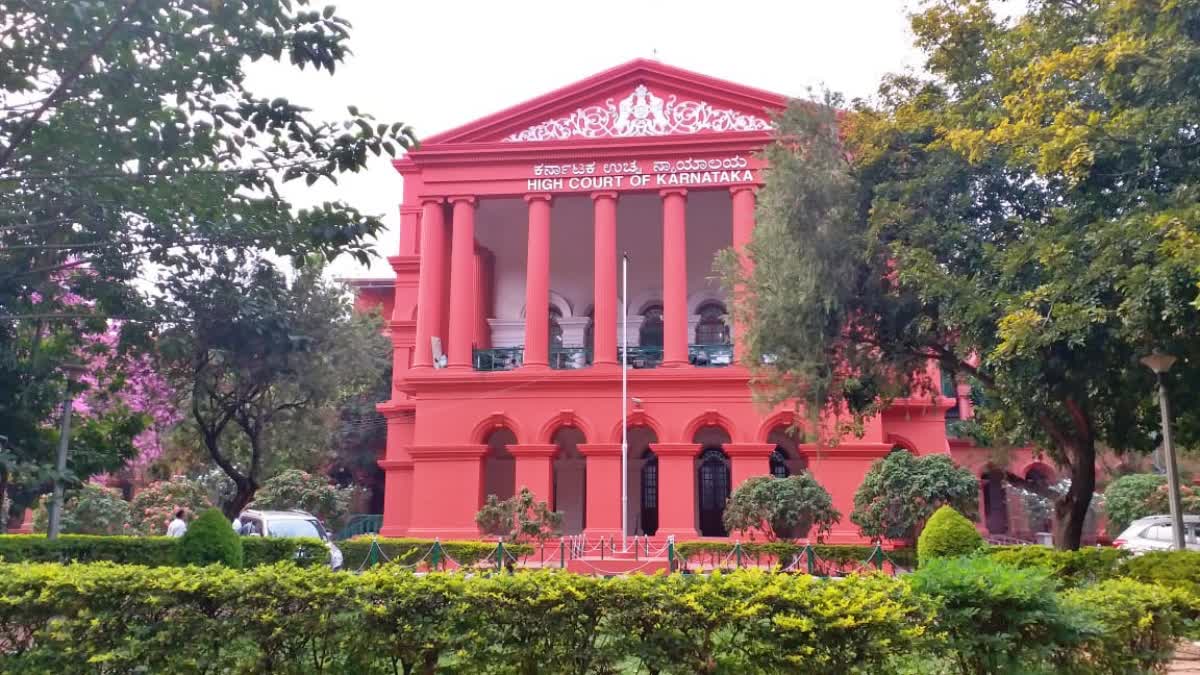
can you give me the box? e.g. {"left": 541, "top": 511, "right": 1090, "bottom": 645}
{"left": 237, "top": 509, "right": 344, "bottom": 570}
{"left": 1113, "top": 514, "right": 1200, "bottom": 554}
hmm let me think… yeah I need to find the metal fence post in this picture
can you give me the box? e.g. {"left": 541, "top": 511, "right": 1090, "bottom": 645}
{"left": 431, "top": 538, "right": 443, "bottom": 571}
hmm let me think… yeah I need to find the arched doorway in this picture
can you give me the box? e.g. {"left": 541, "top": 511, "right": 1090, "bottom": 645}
{"left": 981, "top": 466, "right": 1009, "bottom": 535}
{"left": 694, "top": 301, "right": 729, "bottom": 345}
{"left": 482, "top": 428, "right": 516, "bottom": 504}
{"left": 697, "top": 448, "right": 731, "bottom": 536}
{"left": 639, "top": 304, "right": 663, "bottom": 348}
{"left": 766, "top": 427, "right": 807, "bottom": 478}
{"left": 626, "top": 425, "right": 658, "bottom": 536}
{"left": 552, "top": 426, "right": 587, "bottom": 535}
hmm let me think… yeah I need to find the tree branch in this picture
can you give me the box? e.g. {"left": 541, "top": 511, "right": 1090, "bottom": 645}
{"left": 0, "top": 0, "right": 143, "bottom": 171}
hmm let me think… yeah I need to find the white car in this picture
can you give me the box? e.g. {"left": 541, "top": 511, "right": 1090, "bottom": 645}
{"left": 236, "top": 509, "right": 344, "bottom": 570}
{"left": 1112, "top": 514, "right": 1200, "bottom": 554}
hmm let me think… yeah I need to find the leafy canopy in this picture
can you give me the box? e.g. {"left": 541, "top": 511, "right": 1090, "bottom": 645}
{"left": 722, "top": 474, "right": 841, "bottom": 542}
{"left": 850, "top": 451, "right": 978, "bottom": 542}
{"left": 475, "top": 488, "right": 563, "bottom": 544}
{"left": 0, "top": 0, "right": 412, "bottom": 520}
{"left": 732, "top": 0, "right": 1200, "bottom": 549}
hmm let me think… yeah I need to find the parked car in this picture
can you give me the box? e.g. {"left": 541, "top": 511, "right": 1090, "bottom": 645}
{"left": 1112, "top": 514, "right": 1200, "bottom": 554}
{"left": 236, "top": 509, "right": 344, "bottom": 570}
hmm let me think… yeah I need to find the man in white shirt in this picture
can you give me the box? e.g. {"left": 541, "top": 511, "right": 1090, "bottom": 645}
{"left": 166, "top": 509, "right": 187, "bottom": 537}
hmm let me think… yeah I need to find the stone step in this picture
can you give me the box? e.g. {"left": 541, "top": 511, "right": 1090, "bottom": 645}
{"left": 566, "top": 557, "right": 671, "bottom": 575}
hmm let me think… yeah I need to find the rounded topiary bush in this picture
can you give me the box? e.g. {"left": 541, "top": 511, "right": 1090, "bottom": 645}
{"left": 177, "top": 508, "right": 243, "bottom": 568}
{"left": 917, "top": 505, "right": 984, "bottom": 566}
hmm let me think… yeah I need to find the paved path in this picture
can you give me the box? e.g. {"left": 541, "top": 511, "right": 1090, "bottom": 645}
{"left": 1171, "top": 641, "right": 1200, "bottom": 674}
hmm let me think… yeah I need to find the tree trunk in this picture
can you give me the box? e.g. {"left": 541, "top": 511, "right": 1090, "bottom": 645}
{"left": 223, "top": 477, "right": 257, "bottom": 519}
{"left": 1053, "top": 438, "right": 1096, "bottom": 550}
{"left": 0, "top": 466, "right": 8, "bottom": 534}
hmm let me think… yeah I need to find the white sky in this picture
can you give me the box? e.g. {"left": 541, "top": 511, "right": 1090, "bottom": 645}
{"left": 245, "top": 0, "right": 934, "bottom": 279}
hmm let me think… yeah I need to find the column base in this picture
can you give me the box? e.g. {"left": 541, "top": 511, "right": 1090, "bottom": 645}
{"left": 521, "top": 363, "right": 550, "bottom": 371}
{"left": 378, "top": 525, "right": 409, "bottom": 538}
{"left": 583, "top": 528, "right": 624, "bottom": 541}
{"left": 658, "top": 527, "right": 700, "bottom": 541}
{"left": 659, "top": 360, "right": 688, "bottom": 368}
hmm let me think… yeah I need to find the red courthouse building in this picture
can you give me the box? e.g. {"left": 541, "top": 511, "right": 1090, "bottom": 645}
{"left": 355, "top": 60, "right": 1055, "bottom": 543}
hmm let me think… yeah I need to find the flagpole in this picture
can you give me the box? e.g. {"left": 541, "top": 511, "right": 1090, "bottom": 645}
{"left": 621, "top": 252, "right": 629, "bottom": 552}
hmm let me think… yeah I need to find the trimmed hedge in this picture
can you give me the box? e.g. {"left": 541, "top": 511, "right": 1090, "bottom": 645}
{"left": 0, "top": 560, "right": 1188, "bottom": 674}
{"left": 673, "top": 541, "right": 917, "bottom": 571}
{"left": 178, "top": 508, "right": 244, "bottom": 567}
{"left": 984, "top": 545, "right": 1130, "bottom": 588}
{"left": 0, "top": 563, "right": 931, "bottom": 673}
{"left": 0, "top": 534, "right": 327, "bottom": 567}
{"left": 338, "top": 537, "right": 533, "bottom": 570}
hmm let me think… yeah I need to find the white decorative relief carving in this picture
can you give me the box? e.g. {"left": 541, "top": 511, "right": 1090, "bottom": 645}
{"left": 503, "top": 84, "right": 771, "bottom": 142}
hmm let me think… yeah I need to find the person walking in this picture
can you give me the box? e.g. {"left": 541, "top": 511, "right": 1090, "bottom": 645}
{"left": 166, "top": 509, "right": 187, "bottom": 537}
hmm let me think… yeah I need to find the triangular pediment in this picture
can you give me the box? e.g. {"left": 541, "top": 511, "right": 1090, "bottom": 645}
{"left": 421, "top": 59, "right": 787, "bottom": 146}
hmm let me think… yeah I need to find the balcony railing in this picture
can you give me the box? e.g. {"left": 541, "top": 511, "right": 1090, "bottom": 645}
{"left": 474, "top": 347, "right": 524, "bottom": 371}
{"left": 690, "top": 344, "right": 734, "bottom": 367}
{"left": 472, "top": 344, "right": 735, "bottom": 371}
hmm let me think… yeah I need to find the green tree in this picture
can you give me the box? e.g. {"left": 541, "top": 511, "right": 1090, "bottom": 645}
{"left": 130, "top": 477, "right": 214, "bottom": 535}
{"left": 32, "top": 482, "right": 132, "bottom": 535}
{"left": 0, "top": 0, "right": 413, "bottom": 521}
{"left": 250, "top": 469, "right": 356, "bottom": 527}
{"left": 722, "top": 474, "right": 840, "bottom": 542}
{"left": 850, "top": 451, "right": 978, "bottom": 543}
{"left": 1103, "top": 473, "right": 1167, "bottom": 537}
{"left": 731, "top": 0, "right": 1200, "bottom": 549}
{"left": 158, "top": 258, "right": 388, "bottom": 517}
{"left": 475, "top": 488, "right": 563, "bottom": 544}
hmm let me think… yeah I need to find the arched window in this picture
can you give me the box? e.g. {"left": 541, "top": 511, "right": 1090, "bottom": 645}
{"left": 639, "top": 304, "right": 663, "bottom": 348}
{"left": 549, "top": 306, "right": 563, "bottom": 348}
{"left": 770, "top": 447, "right": 791, "bottom": 478}
{"left": 695, "top": 302, "right": 728, "bottom": 345}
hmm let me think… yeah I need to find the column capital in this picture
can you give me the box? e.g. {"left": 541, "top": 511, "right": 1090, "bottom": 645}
{"left": 729, "top": 185, "right": 757, "bottom": 196}
{"left": 447, "top": 195, "right": 477, "bottom": 206}
{"left": 724, "top": 442, "right": 775, "bottom": 458}
{"left": 419, "top": 196, "right": 445, "bottom": 206}
{"left": 590, "top": 191, "right": 619, "bottom": 202}
{"left": 658, "top": 187, "right": 688, "bottom": 198}
{"left": 524, "top": 192, "right": 554, "bottom": 204}
{"left": 650, "top": 442, "right": 701, "bottom": 458}
{"left": 508, "top": 443, "right": 559, "bottom": 458}
{"left": 578, "top": 442, "right": 622, "bottom": 457}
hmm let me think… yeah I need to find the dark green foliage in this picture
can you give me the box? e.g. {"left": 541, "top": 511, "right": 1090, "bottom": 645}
{"left": 1102, "top": 474, "right": 1168, "bottom": 537}
{"left": 722, "top": 474, "right": 841, "bottom": 541}
{"left": 917, "top": 506, "right": 984, "bottom": 566}
{"left": 474, "top": 487, "right": 563, "bottom": 543}
{"left": 337, "top": 537, "right": 531, "bottom": 570}
{"left": 176, "top": 508, "right": 243, "bottom": 568}
{"left": 852, "top": 451, "right": 979, "bottom": 542}
{"left": 1064, "top": 579, "right": 1192, "bottom": 674}
{"left": 1120, "top": 551, "right": 1200, "bottom": 599}
{"left": 673, "top": 541, "right": 916, "bottom": 571}
{"left": 909, "top": 556, "right": 1089, "bottom": 674}
{"left": 984, "top": 546, "right": 1129, "bottom": 588}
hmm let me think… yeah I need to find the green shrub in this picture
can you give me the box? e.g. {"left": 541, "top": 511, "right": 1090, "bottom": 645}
{"left": 984, "top": 545, "right": 1128, "bottom": 588}
{"left": 722, "top": 474, "right": 841, "bottom": 541}
{"left": 851, "top": 451, "right": 979, "bottom": 542}
{"left": 1120, "top": 550, "right": 1200, "bottom": 618}
{"left": 917, "top": 505, "right": 983, "bottom": 565}
{"left": 250, "top": 469, "right": 357, "bottom": 528}
{"left": 1063, "top": 578, "right": 1191, "bottom": 674}
{"left": 338, "top": 537, "right": 532, "bottom": 570}
{"left": 1102, "top": 473, "right": 1166, "bottom": 537}
{"left": 0, "top": 564, "right": 933, "bottom": 674}
{"left": 908, "top": 556, "right": 1088, "bottom": 674}
{"left": 177, "top": 508, "right": 243, "bottom": 568}
{"left": 32, "top": 484, "right": 133, "bottom": 535}
{"left": 129, "top": 478, "right": 214, "bottom": 535}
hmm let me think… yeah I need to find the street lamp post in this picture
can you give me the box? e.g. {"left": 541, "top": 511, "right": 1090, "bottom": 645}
{"left": 1140, "top": 351, "right": 1187, "bottom": 551}
{"left": 47, "top": 363, "right": 86, "bottom": 541}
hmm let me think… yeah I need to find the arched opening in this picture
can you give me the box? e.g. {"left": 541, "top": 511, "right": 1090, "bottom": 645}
{"left": 639, "top": 304, "right": 663, "bottom": 348}
{"left": 694, "top": 301, "right": 729, "bottom": 345}
{"left": 694, "top": 425, "right": 731, "bottom": 537}
{"left": 552, "top": 426, "right": 587, "bottom": 536}
{"left": 549, "top": 305, "right": 564, "bottom": 349}
{"left": 583, "top": 307, "right": 594, "bottom": 361}
{"left": 981, "top": 466, "right": 1009, "bottom": 535}
{"left": 766, "top": 427, "right": 808, "bottom": 478}
{"left": 626, "top": 425, "right": 658, "bottom": 536}
{"left": 1023, "top": 464, "right": 1055, "bottom": 535}
{"left": 482, "top": 428, "right": 516, "bottom": 505}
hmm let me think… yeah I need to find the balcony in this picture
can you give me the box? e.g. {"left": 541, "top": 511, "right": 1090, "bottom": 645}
{"left": 471, "top": 344, "right": 734, "bottom": 372}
